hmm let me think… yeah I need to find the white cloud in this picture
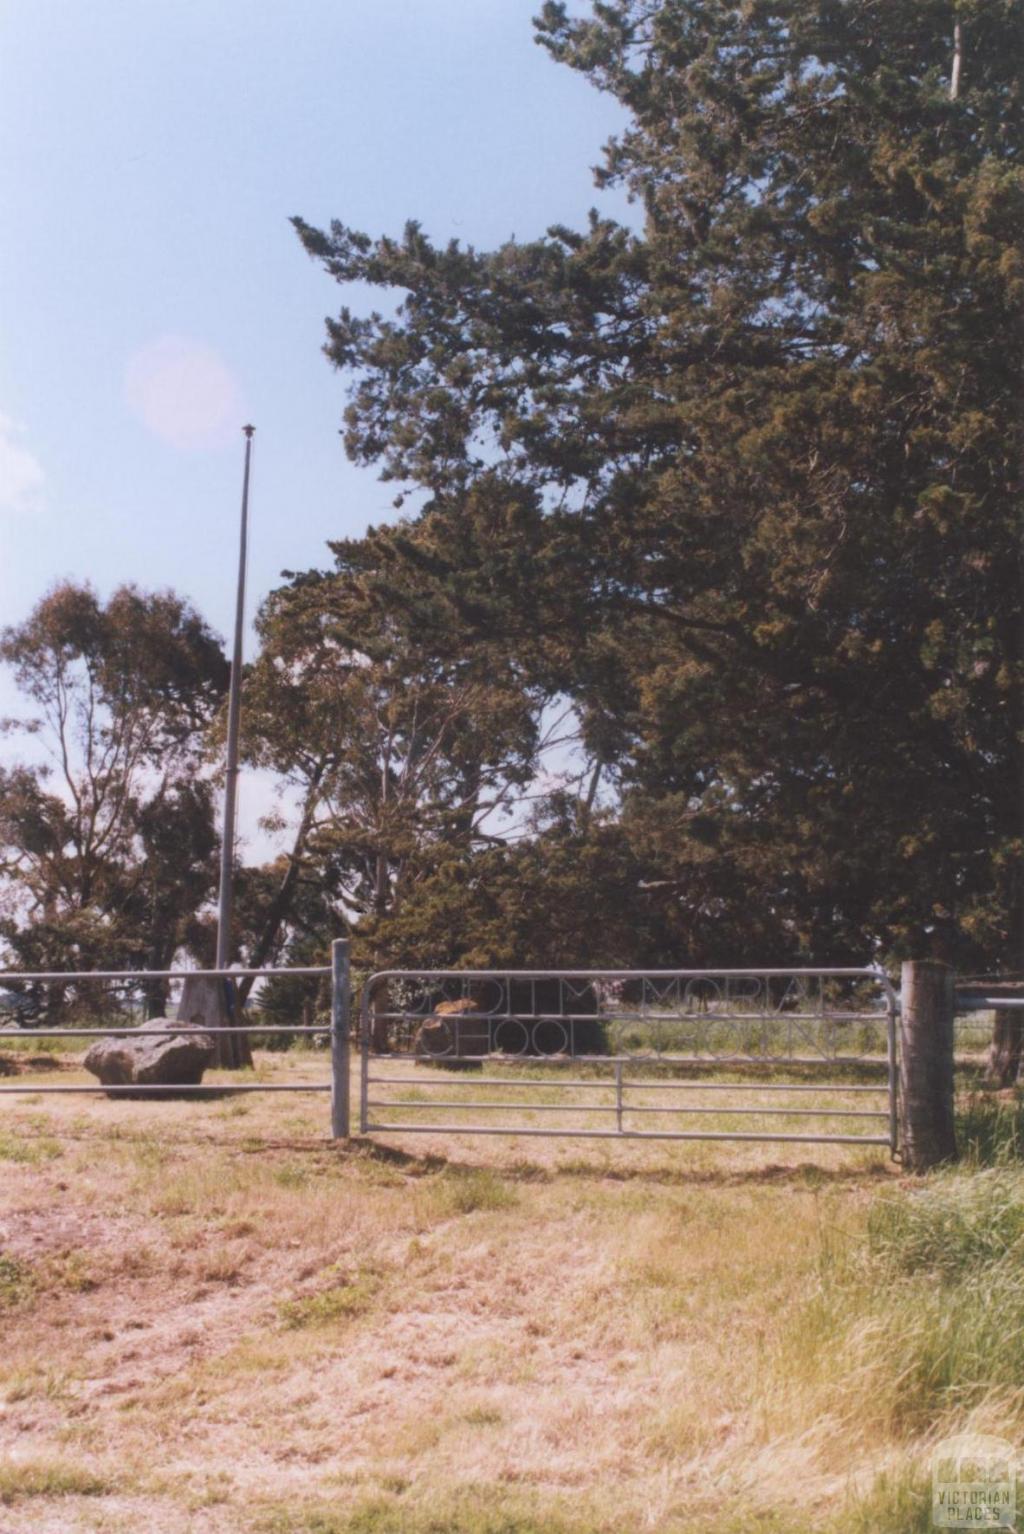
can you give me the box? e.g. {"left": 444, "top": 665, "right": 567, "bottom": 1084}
{"left": 125, "top": 335, "right": 244, "bottom": 451}
{"left": 0, "top": 413, "right": 44, "bottom": 515}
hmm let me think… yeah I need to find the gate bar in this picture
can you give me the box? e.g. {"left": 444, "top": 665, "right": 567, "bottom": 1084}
{"left": 621, "top": 1105, "right": 888, "bottom": 1119}
{"left": 367, "top": 1053, "right": 890, "bottom": 1067}
{"left": 0, "top": 967, "right": 329, "bottom": 981}
{"left": 365, "top": 1075, "right": 890, "bottom": 1093}
{"left": 367, "top": 1100, "right": 615, "bottom": 1113}
{"left": 364, "top": 1123, "right": 891, "bottom": 1145}
{"left": 0, "top": 1083, "right": 331, "bottom": 1095}
{"left": 363, "top": 967, "right": 895, "bottom": 978}
{"left": 5, "top": 1025, "right": 330, "bottom": 1039}
{"left": 366, "top": 1101, "right": 889, "bottom": 1119}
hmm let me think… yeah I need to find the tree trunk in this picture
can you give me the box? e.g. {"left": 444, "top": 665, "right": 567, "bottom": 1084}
{"left": 235, "top": 776, "right": 322, "bottom": 1008}
{"left": 370, "top": 981, "right": 390, "bottom": 1054}
{"left": 144, "top": 977, "right": 170, "bottom": 1020}
{"left": 178, "top": 974, "right": 253, "bottom": 1070}
{"left": 45, "top": 980, "right": 67, "bottom": 1027}
{"left": 987, "top": 1008, "right": 1023, "bottom": 1087}
{"left": 950, "top": 18, "right": 963, "bottom": 100}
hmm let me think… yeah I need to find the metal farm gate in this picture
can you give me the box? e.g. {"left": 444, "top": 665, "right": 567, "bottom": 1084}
{"left": 359, "top": 968, "right": 899, "bottom": 1153}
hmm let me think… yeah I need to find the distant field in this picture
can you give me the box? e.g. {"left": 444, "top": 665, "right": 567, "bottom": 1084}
{"left": 0, "top": 1046, "right": 1020, "bottom": 1533}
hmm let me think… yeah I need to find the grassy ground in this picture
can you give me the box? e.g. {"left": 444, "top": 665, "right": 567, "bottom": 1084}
{"left": 0, "top": 1046, "right": 1021, "bottom": 1533}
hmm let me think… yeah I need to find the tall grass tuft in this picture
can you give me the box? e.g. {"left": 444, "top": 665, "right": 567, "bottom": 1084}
{"left": 869, "top": 1167, "right": 1024, "bottom": 1277}
{"left": 832, "top": 1467, "right": 933, "bottom": 1534}
{"left": 433, "top": 1167, "right": 518, "bottom": 1216}
{"left": 0, "top": 1255, "right": 34, "bottom": 1311}
{"left": 0, "top": 1457, "right": 113, "bottom": 1505}
{"left": 793, "top": 1168, "right": 1024, "bottom": 1441}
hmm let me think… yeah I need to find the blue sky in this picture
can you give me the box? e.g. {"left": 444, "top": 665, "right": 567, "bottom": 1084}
{"left": 0, "top": 0, "right": 628, "bottom": 847}
{"left": 0, "top": 0, "right": 629, "bottom": 638}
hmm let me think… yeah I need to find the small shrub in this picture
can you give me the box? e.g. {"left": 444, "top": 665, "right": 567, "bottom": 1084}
{"left": 0, "top": 1131, "right": 62, "bottom": 1165}
{"left": 273, "top": 1163, "right": 311, "bottom": 1190}
{"left": 200, "top": 1246, "right": 248, "bottom": 1285}
{"left": 435, "top": 1168, "right": 517, "bottom": 1216}
{"left": 461, "top": 1404, "right": 503, "bottom": 1426}
{"left": 49, "top": 1251, "right": 98, "bottom": 1293}
{"left": 278, "top": 1268, "right": 379, "bottom": 1330}
{"left": 1, "top": 1368, "right": 73, "bottom": 1404}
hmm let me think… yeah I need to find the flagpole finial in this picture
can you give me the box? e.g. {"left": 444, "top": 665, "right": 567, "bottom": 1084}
{"left": 242, "top": 423, "right": 255, "bottom": 438}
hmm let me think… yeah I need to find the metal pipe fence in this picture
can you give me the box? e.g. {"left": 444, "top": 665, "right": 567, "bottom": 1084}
{"left": 1, "top": 955, "right": 914, "bottom": 1153}
{"left": 359, "top": 967, "right": 899, "bottom": 1151}
{"left": 0, "top": 941, "right": 351, "bottom": 1136}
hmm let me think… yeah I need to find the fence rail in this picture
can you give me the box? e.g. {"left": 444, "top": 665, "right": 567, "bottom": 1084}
{"left": 4, "top": 954, "right": 997, "bottom": 1166}
{"left": 0, "top": 944, "right": 351, "bottom": 1134}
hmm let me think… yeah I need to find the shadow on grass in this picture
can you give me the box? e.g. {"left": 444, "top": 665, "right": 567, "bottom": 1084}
{"left": 0, "top": 1053, "right": 71, "bottom": 1076}
{"left": 345, "top": 1136, "right": 894, "bottom": 1189}
{"left": 956, "top": 1089, "right": 1024, "bottom": 1165}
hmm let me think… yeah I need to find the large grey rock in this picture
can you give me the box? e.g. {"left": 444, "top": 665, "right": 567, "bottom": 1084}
{"left": 83, "top": 1018, "right": 216, "bottom": 1095}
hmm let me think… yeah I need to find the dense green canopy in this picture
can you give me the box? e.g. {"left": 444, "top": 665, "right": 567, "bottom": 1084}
{"left": 2, "top": 1, "right": 1021, "bottom": 982}
{"left": 289, "top": 0, "right": 1024, "bottom": 969}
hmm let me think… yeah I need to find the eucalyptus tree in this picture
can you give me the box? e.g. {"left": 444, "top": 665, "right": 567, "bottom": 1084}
{"left": 0, "top": 583, "right": 227, "bottom": 1012}
{"left": 240, "top": 526, "right": 553, "bottom": 981}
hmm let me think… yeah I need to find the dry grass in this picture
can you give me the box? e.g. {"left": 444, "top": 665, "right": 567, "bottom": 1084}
{"left": 0, "top": 1049, "right": 1014, "bottom": 1532}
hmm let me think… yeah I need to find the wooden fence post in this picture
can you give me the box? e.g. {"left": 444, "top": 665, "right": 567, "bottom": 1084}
{"left": 899, "top": 959, "right": 957, "bottom": 1171}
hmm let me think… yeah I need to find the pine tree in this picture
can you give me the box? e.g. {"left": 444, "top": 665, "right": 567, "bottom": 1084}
{"left": 293, "top": 0, "right": 1024, "bottom": 967}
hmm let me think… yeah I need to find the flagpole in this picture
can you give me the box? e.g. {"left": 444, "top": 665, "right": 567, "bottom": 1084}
{"left": 215, "top": 424, "right": 255, "bottom": 970}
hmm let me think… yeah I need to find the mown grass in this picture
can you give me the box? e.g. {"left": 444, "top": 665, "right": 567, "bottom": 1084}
{"left": 0, "top": 1050, "right": 1022, "bottom": 1534}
